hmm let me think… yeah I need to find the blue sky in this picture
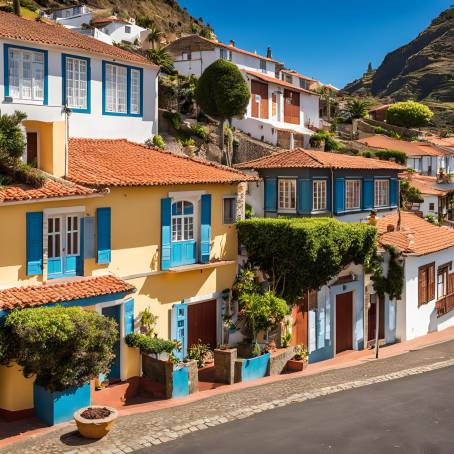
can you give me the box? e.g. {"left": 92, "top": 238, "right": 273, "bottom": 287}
{"left": 178, "top": 0, "right": 452, "bottom": 88}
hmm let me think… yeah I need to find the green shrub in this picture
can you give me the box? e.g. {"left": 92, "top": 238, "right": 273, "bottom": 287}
{"left": 187, "top": 341, "right": 211, "bottom": 368}
{"left": 374, "top": 126, "right": 400, "bottom": 139}
{"left": 178, "top": 137, "right": 196, "bottom": 147}
{"left": 125, "top": 333, "right": 180, "bottom": 355}
{"left": 191, "top": 122, "right": 209, "bottom": 140}
{"left": 3, "top": 306, "right": 118, "bottom": 392}
{"left": 373, "top": 149, "right": 406, "bottom": 164}
{"left": 309, "top": 130, "right": 343, "bottom": 151}
{"left": 163, "top": 110, "right": 182, "bottom": 130}
{"left": 386, "top": 101, "right": 433, "bottom": 128}
{"left": 149, "top": 134, "right": 166, "bottom": 149}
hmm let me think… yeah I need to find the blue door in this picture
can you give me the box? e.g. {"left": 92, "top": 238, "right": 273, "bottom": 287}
{"left": 102, "top": 305, "right": 121, "bottom": 381}
{"left": 47, "top": 215, "right": 80, "bottom": 279}
{"left": 171, "top": 201, "right": 196, "bottom": 266}
{"left": 172, "top": 303, "right": 188, "bottom": 361}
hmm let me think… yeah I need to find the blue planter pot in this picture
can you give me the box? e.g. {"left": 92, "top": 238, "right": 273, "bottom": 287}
{"left": 33, "top": 383, "right": 91, "bottom": 425}
{"left": 172, "top": 365, "right": 190, "bottom": 399}
{"left": 241, "top": 353, "right": 270, "bottom": 382}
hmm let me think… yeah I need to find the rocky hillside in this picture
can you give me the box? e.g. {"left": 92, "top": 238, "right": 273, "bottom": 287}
{"left": 343, "top": 6, "right": 454, "bottom": 130}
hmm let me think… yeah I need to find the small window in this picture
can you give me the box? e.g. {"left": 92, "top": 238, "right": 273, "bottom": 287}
{"left": 125, "top": 25, "right": 131, "bottom": 33}
{"left": 223, "top": 197, "right": 237, "bottom": 224}
{"left": 47, "top": 217, "right": 61, "bottom": 259}
{"left": 66, "top": 215, "right": 79, "bottom": 256}
{"left": 299, "top": 79, "right": 308, "bottom": 90}
{"left": 374, "top": 179, "right": 389, "bottom": 208}
{"left": 285, "top": 74, "right": 293, "bottom": 84}
{"left": 346, "top": 180, "right": 361, "bottom": 210}
{"left": 220, "top": 48, "right": 231, "bottom": 61}
{"left": 182, "top": 52, "right": 192, "bottom": 60}
{"left": 429, "top": 202, "right": 435, "bottom": 211}
{"left": 438, "top": 266, "right": 449, "bottom": 299}
{"left": 260, "top": 59, "right": 266, "bottom": 72}
{"left": 172, "top": 201, "right": 194, "bottom": 242}
{"left": 64, "top": 56, "right": 89, "bottom": 110}
{"left": 313, "top": 180, "right": 327, "bottom": 211}
{"left": 418, "top": 262, "right": 435, "bottom": 306}
{"left": 278, "top": 179, "right": 296, "bottom": 211}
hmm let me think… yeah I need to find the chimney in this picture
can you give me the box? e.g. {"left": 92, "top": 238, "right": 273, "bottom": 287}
{"left": 386, "top": 224, "right": 395, "bottom": 232}
{"left": 266, "top": 47, "right": 272, "bottom": 59}
{"left": 229, "top": 39, "right": 235, "bottom": 47}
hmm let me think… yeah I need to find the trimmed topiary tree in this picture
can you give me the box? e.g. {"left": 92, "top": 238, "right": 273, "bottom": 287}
{"left": 195, "top": 59, "right": 250, "bottom": 165}
{"left": 386, "top": 101, "right": 433, "bottom": 128}
{"left": 3, "top": 306, "right": 118, "bottom": 392}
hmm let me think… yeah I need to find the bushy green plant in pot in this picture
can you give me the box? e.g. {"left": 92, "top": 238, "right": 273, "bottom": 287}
{"left": 2, "top": 306, "right": 118, "bottom": 425}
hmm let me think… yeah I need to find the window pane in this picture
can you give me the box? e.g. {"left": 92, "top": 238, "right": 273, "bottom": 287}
{"left": 66, "top": 57, "right": 87, "bottom": 109}
{"left": 130, "top": 69, "right": 140, "bottom": 114}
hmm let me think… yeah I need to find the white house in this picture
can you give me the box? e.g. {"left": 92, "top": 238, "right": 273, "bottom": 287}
{"left": 166, "top": 35, "right": 320, "bottom": 147}
{"left": 0, "top": 11, "right": 159, "bottom": 144}
{"left": 377, "top": 212, "right": 454, "bottom": 342}
{"left": 48, "top": 5, "right": 92, "bottom": 28}
{"left": 92, "top": 16, "right": 147, "bottom": 45}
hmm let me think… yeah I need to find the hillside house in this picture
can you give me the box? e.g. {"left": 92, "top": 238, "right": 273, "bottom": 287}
{"left": 92, "top": 16, "right": 147, "bottom": 45}
{"left": 48, "top": 5, "right": 92, "bottom": 28}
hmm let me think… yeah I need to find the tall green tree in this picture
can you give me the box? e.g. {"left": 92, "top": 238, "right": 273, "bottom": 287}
{"left": 195, "top": 60, "right": 250, "bottom": 165}
{"left": 386, "top": 101, "right": 433, "bottom": 128}
{"left": 0, "top": 111, "right": 27, "bottom": 164}
{"left": 345, "top": 98, "right": 370, "bottom": 120}
{"left": 147, "top": 25, "right": 162, "bottom": 50}
{"left": 146, "top": 48, "right": 174, "bottom": 73}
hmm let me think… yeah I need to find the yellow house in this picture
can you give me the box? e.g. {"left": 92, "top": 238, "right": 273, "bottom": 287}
{"left": 0, "top": 134, "right": 253, "bottom": 418}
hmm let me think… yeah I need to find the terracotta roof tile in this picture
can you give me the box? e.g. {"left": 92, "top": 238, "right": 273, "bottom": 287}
{"left": 425, "top": 136, "right": 454, "bottom": 148}
{"left": 0, "top": 175, "right": 97, "bottom": 204}
{"left": 0, "top": 11, "right": 154, "bottom": 67}
{"left": 357, "top": 135, "right": 445, "bottom": 157}
{"left": 400, "top": 172, "right": 454, "bottom": 196}
{"left": 376, "top": 212, "right": 454, "bottom": 256}
{"left": 68, "top": 138, "right": 255, "bottom": 187}
{"left": 244, "top": 70, "right": 319, "bottom": 96}
{"left": 0, "top": 275, "right": 135, "bottom": 311}
{"left": 235, "top": 148, "right": 404, "bottom": 171}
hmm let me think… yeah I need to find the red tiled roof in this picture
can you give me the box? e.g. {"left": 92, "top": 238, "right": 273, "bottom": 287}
{"left": 0, "top": 11, "right": 154, "bottom": 67}
{"left": 376, "top": 212, "right": 454, "bottom": 256}
{"left": 68, "top": 138, "right": 255, "bottom": 187}
{"left": 425, "top": 136, "right": 454, "bottom": 148}
{"left": 357, "top": 135, "right": 445, "bottom": 157}
{"left": 235, "top": 148, "right": 405, "bottom": 171}
{"left": 0, "top": 275, "right": 135, "bottom": 311}
{"left": 92, "top": 16, "right": 128, "bottom": 25}
{"left": 0, "top": 176, "right": 98, "bottom": 204}
{"left": 281, "top": 69, "right": 316, "bottom": 82}
{"left": 400, "top": 172, "right": 454, "bottom": 196}
{"left": 244, "top": 70, "right": 320, "bottom": 96}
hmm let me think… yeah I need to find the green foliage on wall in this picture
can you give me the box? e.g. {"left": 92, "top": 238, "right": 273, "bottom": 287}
{"left": 386, "top": 101, "right": 434, "bottom": 128}
{"left": 125, "top": 333, "right": 180, "bottom": 355}
{"left": 370, "top": 246, "right": 404, "bottom": 300}
{"left": 237, "top": 218, "right": 378, "bottom": 303}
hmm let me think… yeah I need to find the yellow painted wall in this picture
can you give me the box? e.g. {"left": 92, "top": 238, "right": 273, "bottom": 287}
{"left": 0, "top": 364, "right": 34, "bottom": 411}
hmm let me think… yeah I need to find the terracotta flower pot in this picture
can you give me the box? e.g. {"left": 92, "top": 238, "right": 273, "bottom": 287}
{"left": 74, "top": 405, "right": 118, "bottom": 439}
{"left": 286, "top": 358, "right": 307, "bottom": 372}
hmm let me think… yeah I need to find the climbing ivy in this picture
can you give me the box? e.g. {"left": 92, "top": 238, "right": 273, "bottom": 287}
{"left": 237, "top": 218, "right": 377, "bottom": 303}
{"left": 369, "top": 246, "right": 404, "bottom": 300}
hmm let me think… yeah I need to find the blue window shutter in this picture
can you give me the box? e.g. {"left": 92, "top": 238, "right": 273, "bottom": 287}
{"left": 96, "top": 207, "right": 111, "bottom": 264}
{"left": 76, "top": 217, "right": 84, "bottom": 276}
{"left": 264, "top": 178, "right": 277, "bottom": 212}
{"left": 334, "top": 178, "right": 345, "bottom": 214}
{"left": 362, "top": 178, "right": 374, "bottom": 210}
{"left": 83, "top": 216, "right": 95, "bottom": 259}
{"left": 390, "top": 178, "right": 398, "bottom": 207}
{"left": 26, "top": 212, "right": 43, "bottom": 276}
{"left": 200, "top": 194, "right": 212, "bottom": 264}
{"left": 124, "top": 298, "right": 135, "bottom": 336}
{"left": 161, "top": 197, "right": 172, "bottom": 270}
{"left": 297, "top": 179, "right": 312, "bottom": 214}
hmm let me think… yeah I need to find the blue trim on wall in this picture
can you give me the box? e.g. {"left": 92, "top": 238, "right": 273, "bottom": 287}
{"left": 102, "top": 61, "right": 143, "bottom": 117}
{"left": 61, "top": 53, "right": 91, "bottom": 113}
{"left": 4, "top": 44, "right": 48, "bottom": 105}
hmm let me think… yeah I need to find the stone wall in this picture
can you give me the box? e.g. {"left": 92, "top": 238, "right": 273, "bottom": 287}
{"left": 268, "top": 347, "right": 296, "bottom": 376}
{"left": 214, "top": 348, "right": 237, "bottom": 384}
{"left": 233, "top": 133, "right": 276, "bottom": 164}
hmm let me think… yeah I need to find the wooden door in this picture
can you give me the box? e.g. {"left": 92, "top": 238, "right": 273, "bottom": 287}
{"left": 368, "top": 297, "right": 384, "bottom": 342}
{"left": 251, "top": 80, "right": 269, "bottom": 119}
{"left": 291, "top": 298, "right": 308, "bottom": 347}
{"left": 187, "top": 299, "right": 217, "bottom": 350}
{"left": 284, "top": 89, "right": 300, "bottom": 124}
{"left": 26, "top": 132, "right": 38, "bottom": 166}
{"left": 335, "top": 291, "right": 353, "bottom": 353}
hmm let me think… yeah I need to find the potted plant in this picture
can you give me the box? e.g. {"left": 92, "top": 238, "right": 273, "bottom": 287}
{"left": 187, "top": 340, "right": 212, "bottom": 368}
{"left": 139, "top": 307, "right": 159, "bottom": 336}
{"left": 2, "top": 306, "right": 118, "bottom": 425}
{"left": 286, "top": 344, "right": 309, "bottom": 372}
{"left": 74, "top": 405, "right": 118, "bottom": 439}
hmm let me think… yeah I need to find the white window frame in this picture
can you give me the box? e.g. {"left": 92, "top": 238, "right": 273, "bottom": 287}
{"left": 47, "top": 216, "right": 63, "bottom": 260}
{"left": 345, "top": 179, "right": 361, "bottom": 210}
{"left": 312, "top": 180, "right": 327, "bottom": 212}
{"left": 46, "top": 213, "right": 81, "bottom": 259}
{"left": 374, "top": 179, "right": 389, "bottom": 208}
{"left": 130, "top": 68, "right": 141, "bottom": 115}
{"left": 278, "top": 179, "right": 296, "bottom": 211}
{"left": 64, "top": 56, "right": 88, "bottom": 110}
{"left": 260, "top": 59, "right": 266, "bottom": 73}
{"left": 223, "top": 196, "right": 237, "bottom": 224}
{"left": 105, "top": 63, "right": 127, "bottom": 114}
{"left": 172, "top": 201, "right": 195, "bottom": 242}
{"left": 7, "top": 46, "right": 45, "bottom": 102}
{"left": 65, "top": 214, "right": 80, "bottom": 257}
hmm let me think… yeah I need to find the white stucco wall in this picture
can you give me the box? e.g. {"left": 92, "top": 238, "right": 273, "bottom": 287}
{"left": 418, "top": 194, "right": 440, "bottom": 218}
{"left": 245, "top": 179, "right": 264, "bottom": 218}
{"left": 54, "top": 11, "right": 92, "bottom": 28}
{"left": 0, "top": 39, "right": 158, "bottom": 142}
{"left": 398, "top": 247, "right": 454, "bottom": 341}
{"left": 102, "top": 22, "right": 146, "bottom": 44}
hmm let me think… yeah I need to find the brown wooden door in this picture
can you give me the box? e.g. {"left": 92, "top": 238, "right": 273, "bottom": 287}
{"left": 291, "top": 298, "right": 308, "bottom": 347}
{"left": 284, "top": 89, "right": 300, "bottom": 124}
{"left": 368, "top": 298, "right": 384, "bottom": 342}
{"left": 26, "top": 132, "right": 38, "bottom": 166}
{"left": 187, "top": 299, "right": 217, "bottom": 350}
{"left": 251, "top": 80, "right": 269, "bottom": 119}
{"left": 336, "top": 291, "right": 353, "bottom": 353}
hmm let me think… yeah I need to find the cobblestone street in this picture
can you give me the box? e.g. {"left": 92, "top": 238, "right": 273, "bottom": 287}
{"left": 2, "top": 340, "right": 454, "bottom": 454}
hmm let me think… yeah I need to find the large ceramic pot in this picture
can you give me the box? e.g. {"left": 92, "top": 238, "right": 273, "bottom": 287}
{"left": 74, "top": 405, "right": 118, "bottom": 439}
{"left": 286, "top": 358, "right": 308, "bottom": 372}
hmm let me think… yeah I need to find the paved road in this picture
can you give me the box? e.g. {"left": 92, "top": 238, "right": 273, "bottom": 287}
{"left": 135, "top": 366, "right": 454, "bottom": 454}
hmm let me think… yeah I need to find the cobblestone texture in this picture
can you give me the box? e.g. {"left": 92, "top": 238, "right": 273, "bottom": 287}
{"left": 3, "top": 340, "right": 454, "bottom": 454}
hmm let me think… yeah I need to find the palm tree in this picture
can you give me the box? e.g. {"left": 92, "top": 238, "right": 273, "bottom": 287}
{"left": 147, "top": 25, "right": 162, "bottom": 50}
{"left": 346, "top": 98, "right": 370, "bottom": 120}
{"left": 146, "top": 48, "right": 174, "bottom": 73}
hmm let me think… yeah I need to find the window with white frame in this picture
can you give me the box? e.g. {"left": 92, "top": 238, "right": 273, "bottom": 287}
{"left": 172, "top": 201, "right": 194, "bottom": 242}
{"left": 220, "top": 48, "right": 232, "bottom": 61}
{"left": 313, "top": 180, "right": 327, "bottom": 211}
{"left": 223, "top": 197, "right": 237, "bottom": 224}
{"left": 260, "top": 59, "right": 266, "bottom": 72}
{"left": 130, "top": 69, "right": 141, "bottom": 114}
{"left": 278, "top": 179, "right": 296, "bottom": 210}
{"left": 105, "top": 63, "right": 127, "bottom": 113}
{"left": 47, "top": 217, "right": 61, "bottom": 259}
{"left": 64, "top": 56, "right": 88, "bottom": 110}
{"left": 345, "top": 180, "right": 361, "bottom": 210}
{"left": 66, "top": 215, "right": 80, "bottom": 256}
{"left": 374, "top": 179, "right": 389, "bottom": 207}
{"left": 8, "top": 47, "right": 45, "bottom": 101}
{"left": 125, "top": 25, "right": 131, "bottom": 33}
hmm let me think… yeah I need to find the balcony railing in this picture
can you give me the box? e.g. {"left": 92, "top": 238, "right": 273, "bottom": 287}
{"left": 435, "top": 293, "right": 454, "bottom": 317}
